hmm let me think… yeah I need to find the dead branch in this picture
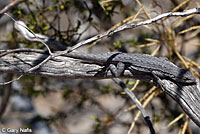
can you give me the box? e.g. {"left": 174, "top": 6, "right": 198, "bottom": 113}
{"left": 0, "top": 48, "right": 200, "bottom": 127}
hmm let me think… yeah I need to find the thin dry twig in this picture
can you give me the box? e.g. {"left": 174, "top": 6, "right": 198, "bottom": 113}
{"left": 127, "top": 89, "right": 161, "bottom": 134}
{"left": 178, "top": 115, "right": 190, "bottom": 134}
{"left": 0, "top": 75, "right": 23, "bottom": 86}
{"left": 168, "top": 113, "right": 184, "bottom": 128}
{"left": 4, "top": 13, "right": 53, "bottom": 55}
{"left": 0, "top": 0, "right": 25, "bottom": 18}
{"left": 112, "top": 78, "right": 155, "bottom": 134}
{"left": 54, "top": 8, "right": 200, "bottom": 56}
{"left": 126, "top": 86, "right": 158, "bottom": 111}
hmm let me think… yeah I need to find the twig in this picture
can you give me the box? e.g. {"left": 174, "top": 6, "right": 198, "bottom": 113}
{"left": 0, "top": 75, "right": 23, "bottom": 86}
{"left": 0, "top": 48, "right": 45, "bottom": 57}
{"left": 27, "top": 55, "right": 52, "bottom": 72}
{"left": 54, "top": 8, "right": 200, "bottom": 56}
{"left": 127, "top": 89, "right": 160, "bottom": 134}
{"left": 0, "top": 74, "right": 13, "bottom": 117}
{"left": 4, "top": 13, "right": 53, "bottom": 55}
{"left": 2, "top": 8, "right": 200, "bottom": 59}
{"left": 112, "top": 78, "right": 155, "bottom": 134}
{"left": 0, "top": 0, "right": 25, "bottom": 18}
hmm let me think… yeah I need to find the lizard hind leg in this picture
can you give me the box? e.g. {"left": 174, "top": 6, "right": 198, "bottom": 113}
{"left": 109, "top": 62, "right": 125, "bottom": 77}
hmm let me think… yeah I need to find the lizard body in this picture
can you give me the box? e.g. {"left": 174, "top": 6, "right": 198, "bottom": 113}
{"left": 63, "top": 51, "right": 196, "bottom": 83}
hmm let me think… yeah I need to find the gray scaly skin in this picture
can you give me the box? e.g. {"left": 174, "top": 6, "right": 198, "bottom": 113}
{"left": 63, "top": 51, "right": 196, "bottom": 84}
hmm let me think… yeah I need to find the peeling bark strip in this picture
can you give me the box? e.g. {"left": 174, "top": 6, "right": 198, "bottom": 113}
{"left": 0, "top": 50, "right": 200, "bottom": 127}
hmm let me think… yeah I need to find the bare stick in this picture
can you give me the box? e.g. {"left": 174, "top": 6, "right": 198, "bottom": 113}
{"left": 0, "top": 0, "right": 25, "bottom": 18}
{"left": 27, "top": 55, "right": 52, "bottom": 72}
{"left": 112, "top": 78, "right": 155, "bottom": 134}
{"left": 3, "top": 8, "right": 200, "bottom": 57}
{"left": 4, "top": 13, "right": 53, "bottom": 55}
{"left": 0, "top": 75, "right": 23, "bottom": 86}
{"left": 0, "top": 48, "right": 45, "bottom": 57}
{"left": 54, "top": 8, "right": 200, "bottom": 56}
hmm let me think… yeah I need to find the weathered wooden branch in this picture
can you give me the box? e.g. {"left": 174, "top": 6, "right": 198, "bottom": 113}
{"left": 0, "top": 49, "right": 200, "bottom": 127}
{"left": 158, "top": 79, "right": 200, "bottom": 127}
{"left": 0, "top": 49, "right": 153, "bottom": 81}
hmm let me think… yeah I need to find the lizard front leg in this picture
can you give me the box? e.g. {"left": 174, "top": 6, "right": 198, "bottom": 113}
{"left": 152, "top": 70, "right": 168, "bottom": 88}
{"left": 108, "top": 62, "right": 155, "bottom": 133}
{"left": 109, "top": 62, "right": 125, "bottom": 77}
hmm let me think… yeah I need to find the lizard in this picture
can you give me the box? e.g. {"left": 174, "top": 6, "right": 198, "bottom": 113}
{"left": 60, "top": 51, "right": 196, "bottom": 84}
{"left": 5, "top": 10, "right": 197, "bottom": 84}
{"left": 7, "top": 14, "right": 196, "bottom": 84}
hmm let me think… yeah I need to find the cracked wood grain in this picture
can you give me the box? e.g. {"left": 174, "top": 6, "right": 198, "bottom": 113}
{"left": 157, "top": 79, "right": 200, "bottom": 127}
